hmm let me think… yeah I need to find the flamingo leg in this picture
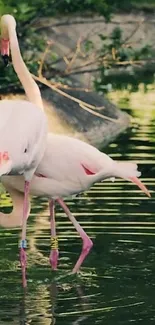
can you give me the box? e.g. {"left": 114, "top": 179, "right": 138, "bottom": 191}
{"left": 56, "top": 198, "right": 93, "bottom": 273}
{"left": 49, "top": 199, "right": 59, "bottom": 270}
{"left": 19, "top": 180, "right": 30, "bottom": 288}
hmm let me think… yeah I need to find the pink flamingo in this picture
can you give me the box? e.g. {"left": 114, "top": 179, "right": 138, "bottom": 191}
{"left": 0, "top": 15, "right": 150, "bottom": 281}
{"left": 0, "top": 15, "right": 48, "bottom": 285}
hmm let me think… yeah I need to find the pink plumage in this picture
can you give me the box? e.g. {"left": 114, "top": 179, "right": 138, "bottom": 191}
{"left": 0, "top": 14, "right": 150, "bottom": 286}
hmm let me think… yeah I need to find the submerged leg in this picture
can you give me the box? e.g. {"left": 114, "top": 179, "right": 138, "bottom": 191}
{"left": 56, "top": 198, "right": 93, "bottom": 273}
{"left": 19, "top": 181, "right": 30, "bottom": 288}
{"left": 49, "top": 199, "right": 59, "bottom": 270}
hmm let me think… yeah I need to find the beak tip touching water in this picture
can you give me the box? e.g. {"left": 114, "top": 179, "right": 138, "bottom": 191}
{"left": 1, "top": 54, "right": 9, "bottom": 67}
{"left": 147, "top": 191, "right": 151, "bottom": 198}
{"left": 129, "top": 176, "right": 151, "bottom": 198}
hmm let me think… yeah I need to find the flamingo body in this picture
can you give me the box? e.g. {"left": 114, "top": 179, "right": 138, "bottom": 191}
{"left": 0, "top": 14, "right": 48, "bottom": 287}
{"left": 2, "top": 133, "right": 142, "bottom": 198}
{"left": 0, "top": 100, "right": 47, "bottom": 180}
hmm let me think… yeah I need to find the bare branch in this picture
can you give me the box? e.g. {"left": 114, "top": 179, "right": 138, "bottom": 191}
{"left": 122, "top": 18, "right": 145, "bottom": 45}
{"left": 32, "top": 74, "right": 118, "bottom": 123}
{"left": 38, "top": 41, "right": 54, "bottom": 78}
{"left": 65, "top": 36, "right": 83, "bottom": 74}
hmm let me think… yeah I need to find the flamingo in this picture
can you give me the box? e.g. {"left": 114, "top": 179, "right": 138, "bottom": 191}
{"left": 0, "top": 15, "right": 150, "bottom": 279}
{"left": 0, "top": 15, "right": 48, "bottom": 283}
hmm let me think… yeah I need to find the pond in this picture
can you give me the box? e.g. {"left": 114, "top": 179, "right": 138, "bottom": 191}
{"left": 0, "top": 88, "right": 155, "bottom": 324}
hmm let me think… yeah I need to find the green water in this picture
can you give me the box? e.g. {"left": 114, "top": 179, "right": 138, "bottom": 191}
{"left": 0, "top": 93, "right": 155, "bottom": 324}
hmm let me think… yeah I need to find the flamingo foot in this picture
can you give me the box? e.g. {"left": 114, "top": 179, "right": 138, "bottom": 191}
{"left": 49, "top": 249, "right": 59, "bottom": 270}
{"left": 72, "top": 236, "right": 93, "bottom": 274}
{"left": 20, "top": 248, "right": 27, "bottom": 288}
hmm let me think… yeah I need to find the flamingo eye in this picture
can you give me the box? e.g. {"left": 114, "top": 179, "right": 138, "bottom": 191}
{"left": 24, "top": 148, "right": 27, "bottom": 153}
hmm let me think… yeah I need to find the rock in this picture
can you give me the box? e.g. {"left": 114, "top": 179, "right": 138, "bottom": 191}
{"left": 42, "top": 83, "right": 130, "bottom": 148}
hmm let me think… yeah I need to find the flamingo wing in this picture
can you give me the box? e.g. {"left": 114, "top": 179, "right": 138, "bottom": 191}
{"left": 36, "top": 134, "right": 111, "bottom": 182}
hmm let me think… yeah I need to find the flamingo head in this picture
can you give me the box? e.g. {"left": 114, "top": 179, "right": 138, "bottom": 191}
{"left": 1, "top": 15, "right": 16, "bottom": 66}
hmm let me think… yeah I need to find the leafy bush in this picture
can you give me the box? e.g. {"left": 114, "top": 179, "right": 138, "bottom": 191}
{"left": 0, "top": 0, "right": 112, "bottom": 27}
{"left": 0, "top": 0, "right": 155, "bottom": 91}
{"left": 94, "top": 27, "right": 155, "bottom": 92}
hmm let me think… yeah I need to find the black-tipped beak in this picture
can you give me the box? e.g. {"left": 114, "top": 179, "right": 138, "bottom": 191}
{"left": 2, "top": 55, "right": 9, "bottom": 67}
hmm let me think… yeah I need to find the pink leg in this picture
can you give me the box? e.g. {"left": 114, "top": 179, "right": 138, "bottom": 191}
{"left": 20, "top": 248, "right": 27, "bottom": 288}
{"left": 56, "top": 198, "right": 93, "bottom": 273}
{"left": 49, "top": 199, "right": 59, "bottom": 270}
{"left": 19, "top": 181, "right": 30, "bottom": 288}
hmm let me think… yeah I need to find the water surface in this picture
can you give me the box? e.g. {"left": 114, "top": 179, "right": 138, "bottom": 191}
{"left": 0, "top": 90, "right": 155, "bottom": 324}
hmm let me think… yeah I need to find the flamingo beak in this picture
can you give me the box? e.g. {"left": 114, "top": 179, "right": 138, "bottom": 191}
{"left": 2, "top": 54, "right": 9, "bottom": 67}
{"left": 128, "top": 176, "right": 151, "bottom": 197}
{"left": 1, "top": 39, "right": 10, "bottom": 67}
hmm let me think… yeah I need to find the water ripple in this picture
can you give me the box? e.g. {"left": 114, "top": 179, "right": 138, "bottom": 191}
{"left": 0, "top": 99, "right": 155, "bottom": 323}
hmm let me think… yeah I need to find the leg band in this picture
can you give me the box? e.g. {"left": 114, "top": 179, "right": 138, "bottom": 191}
{"left": 19, "top": 239, "right": 27, "bottom": 249}
{"left": 51, "top": 236, "right": 58, "bottom": 250}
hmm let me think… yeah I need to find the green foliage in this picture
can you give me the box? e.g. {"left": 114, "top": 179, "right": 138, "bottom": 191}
{"left": 0, "top": 0, "right": 155, "bottom": 92}
{"left": 99, "top": 27, "right": 122, "bottom": 55}
{"left": 0, "top": 0, "right": 114, "bottom": 91}
{"left": 0, "top": 0, "right": 155, "bottom": 29}
{"left": 84, "top": 40, "right": 94, "bottom": 52}
{"left": 93, "top": 26, "right": 155, "bottom": 93}
{"left": 0, "top": 0, "right": 112, "bottom": 27}
{"left": 111, "top": 27, "right": 122, "bottom": 43}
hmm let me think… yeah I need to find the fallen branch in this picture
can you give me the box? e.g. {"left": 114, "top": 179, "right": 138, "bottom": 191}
{"left": 32, "top": 74, "right": 119, "bottom": 123}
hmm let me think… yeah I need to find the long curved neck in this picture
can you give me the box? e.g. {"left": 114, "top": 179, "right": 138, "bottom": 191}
{"left": 0, "top": 186, "right": 30, "bottom": 227}
{"left": 7, "top": 21, "right": 44, "bottom": 110}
